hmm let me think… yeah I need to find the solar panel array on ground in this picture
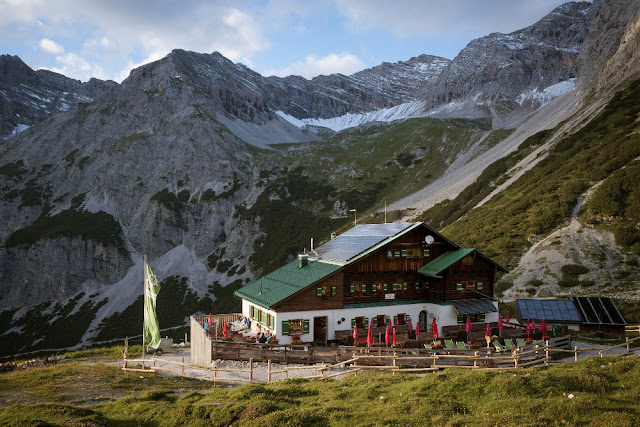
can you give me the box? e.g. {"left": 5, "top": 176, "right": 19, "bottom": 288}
{"left": 314, "top": 223, "right": 415, "bottom": 262}
{"left": 516, "top": 299, "right": 582, "bottom": 323}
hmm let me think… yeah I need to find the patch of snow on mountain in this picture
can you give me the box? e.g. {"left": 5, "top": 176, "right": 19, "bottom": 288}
{"left": 277, "top": 101, "right": 426, "bottom": 132}
{"left": 517, "top": 78, "right": 576, "bottom": 106}
{"left": 2, "top": 123, "right": 29, "bottom": 140}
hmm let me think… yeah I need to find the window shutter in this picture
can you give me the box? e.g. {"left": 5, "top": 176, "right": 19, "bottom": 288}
{"left": 394, "top": 250, "right": 401, "bottom": 258}
{"left": 476, "top": 282, "right": 484, "bottom": 290}
{"left": 479, "top": 314, "right": 486, "bottom": 322}
{"left": 403, "top": 282, "right": 408, "bottom": 291}
{"left": 316, "top": 286, "right": 322, "bottom": 297}
{"left": 457, "top": 315, "right": 464, "bottom": 324}
{"left": 425, "top": 282, "right": 430, "bottom": 290}
{"left": 364, "top": 317, "right": 369, "bottom": 327}
{"left": 270, "top": 316, "right": 275, "bottom": 329}
{"left": 456, "top": 283, "right": 463, "bottom": 291}
{"left": 350, "top": 284, "right": 355, "bottom": 294}
{"left": 371, "top": 284, "right": 377, "bottom": 294}
{"left": 423, "top": 248, "right": 430, "bottom": 257}
{"left": 331, "top": 286, "right": 337, "bottom": 296}
{"left": 383, "top": 283, "right": 388, "bottom": 291}
{"left": 361, "top": 284, "right": 366, "bottom": 294}
{"left": 351, "top": 319, "right": 356, "bottom": 328}
{"left": 385, "top": 315, "right": 390, "bottom": 325}
{"left": 250, "top": 306, "right": 255, "bottom": 317}
{"left": 401, "top": 249, "right": 408, "bottom": 257}
{"left": 303, "top": 319, "right": 310, "bottom": 334}
{"left": 406, "top": 315, "right": 411, "bottom": 324}
{"left": 281, "top": 320, "right": 289, "bottom": 336}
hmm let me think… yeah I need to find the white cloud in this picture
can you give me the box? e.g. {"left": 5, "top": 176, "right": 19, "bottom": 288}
{"left": 45, "top": 53, "right": 106, "bottom": 81}
{"left": 266, "top": 52, "right": 366, "bottom": 78}
{"left": 334, "top": 0, "right": 572, "bottom": 38}
{"left": 39, "top": 38, "right": 64, "bottom": 54}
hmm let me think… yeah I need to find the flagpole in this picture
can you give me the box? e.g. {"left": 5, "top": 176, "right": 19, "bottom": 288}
{"left": 142, "top": 254, "right": 147, "bottom": 359}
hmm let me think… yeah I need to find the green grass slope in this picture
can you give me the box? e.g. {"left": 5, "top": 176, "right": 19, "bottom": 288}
{"left": 421, "top": 77, "right": 640, "bottom": 272}
{"left": 0, "top": 353, "right": 639, "bottom": 426}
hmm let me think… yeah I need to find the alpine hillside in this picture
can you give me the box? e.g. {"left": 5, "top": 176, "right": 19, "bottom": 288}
{"left": 1, "top": 0, "right": 639, "bottom": 357}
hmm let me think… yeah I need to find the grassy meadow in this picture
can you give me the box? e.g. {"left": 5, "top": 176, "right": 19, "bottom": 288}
{"left": 0, "top": 347, "right": 639, "bottom": 426}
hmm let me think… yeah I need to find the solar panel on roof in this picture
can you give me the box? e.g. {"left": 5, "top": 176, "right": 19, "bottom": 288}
{"left": 516, "top": 299, "right": 582, "bottom": 323}
{"left": 314, "top": 223, "right": 415, "bottom": 262}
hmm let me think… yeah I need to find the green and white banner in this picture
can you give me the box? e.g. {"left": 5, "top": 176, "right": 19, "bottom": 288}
{"left": 144, "top": 262, "right": 162, "bottom": 350}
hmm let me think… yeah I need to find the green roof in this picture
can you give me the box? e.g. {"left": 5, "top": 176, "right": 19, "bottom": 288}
{"left": 417, "top": 248, "right": 475, "bottom": 276}
{"left": 234, "top": 259, "right": 341, "bottom": 309}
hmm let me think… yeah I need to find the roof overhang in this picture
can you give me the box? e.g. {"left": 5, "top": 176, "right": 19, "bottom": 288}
{"left": 451, "top": 298, "right": 498, "bottom": 315}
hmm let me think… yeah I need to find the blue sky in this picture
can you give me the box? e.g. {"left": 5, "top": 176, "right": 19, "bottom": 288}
{"left": 0, "top": 0, "right": 573, "bottom": 82}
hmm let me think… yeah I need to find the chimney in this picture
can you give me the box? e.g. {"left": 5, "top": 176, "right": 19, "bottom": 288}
{"left": 298, "top": 253, "right": 309, "bottom": 268}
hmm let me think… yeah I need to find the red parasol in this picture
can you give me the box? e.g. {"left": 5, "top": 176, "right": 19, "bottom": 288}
{"left": 532, "top": 318, "right": 536, "bottom": 331}
{"left": 208, "top": 313, "right": 213, "bottom": 327}
{"left": 392, "top": 328, "right": 397, "bottom": 346}
{"left": 432, "top": 318, "right": 439, "bottom": 340}
{"left": 408, "top": 317, "right": 413, "bottom": 333}
{"left": 367, "top": 327, "right": 373, "bottom": 347}
{"left": 395, "top": 315, "right": 399, "bottom": 329}
{"left": 498, "top": 314, "right": 504, "bottom": 330}
{"left": 222, "top": 321, "right": 228, "bottom": 337}
{"left": 485, "top": 322, "right": 491, "bottom": 337}
{"left": 465, "top": 317, "right": 472, "bottom": 333}
{"left": 353, "top": 323, "right": 358, "bottom": 342}
{"left": 506, "top": 311, "right": 510, "bottom": 324}
{"left": 541, "top": 318, "right": 547, "bottom": 334}
{"left": 526, "top": 319, "right": 531, "bottom": 334}
{"left": 415, "top": 322, "right": 420, "bottom": 337}
{"left": 385, "top": 327, "right": 390, "bottom": 345}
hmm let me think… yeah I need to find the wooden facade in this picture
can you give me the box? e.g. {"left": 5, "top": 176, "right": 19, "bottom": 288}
{"left": 273, "top": 224, "right": 501, "bottom": 313}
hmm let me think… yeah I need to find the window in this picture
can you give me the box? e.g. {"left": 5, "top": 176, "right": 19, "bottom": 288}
{"left": 457, "top": 313, "right": 486, "bottom": 323}
{"left": 457, "top": 281, "right": 481, "bottom": 292}
{"left": 423, "top": 248, "right": 430, "bottom": 257}
{"left": 393, "top": 282, "right": 408, "bottom": 292}
{"left": 316, "top": 285, "right": 337, "bottom": 298}
{"left": 371, "top": 283, "right": 377, "bottom": 294}
{"left": 375, "top": 283, "right": 388, "bottom": 293}
{"left": 387, "top": 250, "right": 393, "bottom": 258}
{"left": 416, "top": 281, "right": 429, "bottom": 291}
{"left": 376, "top": 314, "right": 387, "bottom": 327}
{"left": 349, "top": 283, "right": 365, "bottom": 294}
{"left": 397, "top": 313, "right": 406, "bottom": 325}
{"left": 250, "top": 306, "right": 255, "bottom": 317}
{"left": 406, "top": 247, "right": 422, "bottom": 258}
{"left": 351, "top": 316, "right": 367, "bottom": 328}
{"left": 460, "top": 254, "right": 475, "bottom": 271}
{"left": 257, "top": 309, "right": 263, "bottom": 323}
{"left": 401, "top": 249, "right": 408, "bottom": 257}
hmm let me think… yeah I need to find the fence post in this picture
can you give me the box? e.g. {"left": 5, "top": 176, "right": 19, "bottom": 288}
{"left": 393, "top": 352, "right": 397, "bottom": 367}
{"left": 474, "top": 351, "right": 478, "bottom": 368}
{"left": 249, "top": 358, "right": 253, "bottom": 382}
{"left": 545, "top": 342, "right": 549, "bottom": 366}
{"left": 353, "top": 353, "right": 357, "bottom": 367}
{"left": 267, "top": 360, "right": 272, "bottom": 383}
{"left": 574, "top": 346, "right": 578, "bottom": 362}
{"left": 514, "top": 349, "right": 519, "bottom": 368}
{"left": 182, "top": 357, "right": 185, "bottom": 375}
{"left": 626, "top": 337, "right": 630, "bottom": 354}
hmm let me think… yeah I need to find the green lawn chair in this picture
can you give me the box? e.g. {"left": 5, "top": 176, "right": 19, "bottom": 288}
{"left": 504, "top": 339, "right": 514, "bottom": 351}
{"left": 492, "top": 340, "right": 504, "bottom": 353}
{"left": 456, "top": 341, "right": 467, "bottom": 350}
{"left": 444, "top": 339, "right": 456, "bottom": 350}
{"left": 516, "top": 338, "right": 526, "bottom": 348}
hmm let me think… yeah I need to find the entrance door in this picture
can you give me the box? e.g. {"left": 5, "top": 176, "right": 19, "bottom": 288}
{"left": 314, "top": 316, "right": 328, "bottom": 344}
{"left": 419, "top": 310, "right": 428, "bottom": 331}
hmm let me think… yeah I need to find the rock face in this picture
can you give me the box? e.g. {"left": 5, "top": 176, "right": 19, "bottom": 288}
{"left": 426, "top": 1, "right": 596, "bottom": 125}
{"left": 0, "top": 55, "right": 117, "bottom": 139}
{"left": 576, "top": 0, "right": 640, "bottom": 94}
{"left": 0, "top": 0, "right": 637, "bottom": 354}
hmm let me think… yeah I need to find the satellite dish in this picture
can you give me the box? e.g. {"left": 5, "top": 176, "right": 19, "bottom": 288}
{"left": 425, "top": 235, "right": 435, "bottom": 245}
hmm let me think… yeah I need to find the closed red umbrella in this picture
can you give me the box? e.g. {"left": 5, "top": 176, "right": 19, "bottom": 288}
{"left": 395, "top": 316, "right": 399, "bottom": 329}
{"left": 222, "top": 320, "right": 228, "bottom": 337}
{"left": 498, "top": 315, "right": 503, "bottom": 330}
{"left": 392, "top": 327, "right": 397, "bottom": 346}
{"left": 465, "top": 317, "right": 472, "bottom": 333}
{"left": 353, "top": 323, "right": 358, "bottom": 343}
{"left": 415, "top": 322, "right": 420, "bottom": 338}
{"left": 208, "top": 313, "right": 213, "bottom": 327}
{"left": 385, "top": 327, "right": 390, "bottom": 346}
{"left": 432, "top": 318, "right": 438, "bottom": 340}
{"left": 526, "top": 319, "right": 531, "bottom": 334}
{"left": 485, "top": 322, "right": 491, "bottom": 337}
{"left": 506, "top": 311, "right": 510, "bottom": 324}
{"left": 408, "top": 317, "right": 413, "bottom": 333}
{"left": 367, "top": 327, "right": 373, "bottom": 347}
{"left": 532, "top": 318, "right": 536, "bottom": 331}
{"left": 541, "top": 318, "right": 547, "bottom": 334}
